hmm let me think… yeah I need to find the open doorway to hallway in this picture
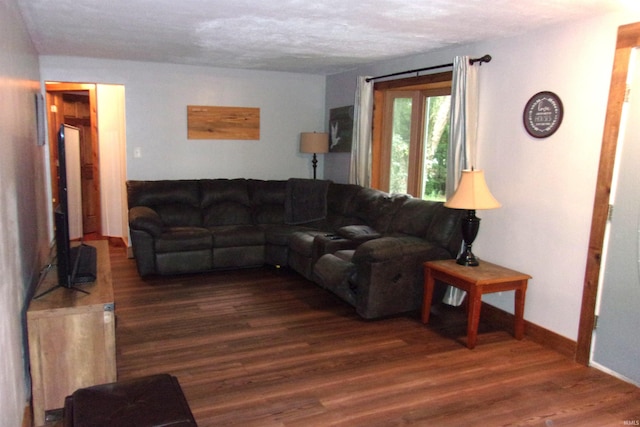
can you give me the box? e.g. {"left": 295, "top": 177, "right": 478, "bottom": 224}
{"left": 46, "top": 83, "right": 100, "bottom": 240}
{"left": 45, "top": 82, "right": 128, "bottom": 247}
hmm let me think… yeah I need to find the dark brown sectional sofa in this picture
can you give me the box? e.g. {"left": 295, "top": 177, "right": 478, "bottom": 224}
{"left": 127, "top": 178, "right": 464, "bottom": 319}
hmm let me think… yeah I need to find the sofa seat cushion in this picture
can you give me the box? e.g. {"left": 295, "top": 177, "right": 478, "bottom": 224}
{"left": 210, "top": 225, "right": 265, "bottom": 248}
{"left": 155, "top": 227, "right": 212, "bottom": 253}
{"left": 261, "top": 224, "right": 313, "bottom": 246}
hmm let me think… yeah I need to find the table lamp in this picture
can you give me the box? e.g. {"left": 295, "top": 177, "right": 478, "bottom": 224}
{"left": 444, "top": 169, "right": 501, "bottom": 266}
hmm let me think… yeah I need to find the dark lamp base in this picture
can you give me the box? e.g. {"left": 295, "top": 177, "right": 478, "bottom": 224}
{"left": 457, "top": 209, "right": 481, "bottom": 267}
{"left": 456, "top": 250, "right": 479, "bottom": 266}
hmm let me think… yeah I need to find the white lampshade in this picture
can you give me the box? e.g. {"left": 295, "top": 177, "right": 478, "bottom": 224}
{"left": 444, "top": 169, "right": 501, "bottom": 210}
{"left": 300, "top": 132, "right": 329, "bottom": 154}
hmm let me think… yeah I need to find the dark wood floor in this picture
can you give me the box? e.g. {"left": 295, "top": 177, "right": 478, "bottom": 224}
{"left": 111, "top": 246, "right": 640, "bottom": 426}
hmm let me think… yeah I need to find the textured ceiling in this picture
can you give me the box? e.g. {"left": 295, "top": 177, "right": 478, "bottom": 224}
{"left": 16, "top": 0, "right": 632, "bottom": 75}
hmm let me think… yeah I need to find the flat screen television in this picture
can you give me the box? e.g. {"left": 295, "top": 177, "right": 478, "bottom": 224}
{"left": 35, "top": 124, "right": 97, "bottom": 298}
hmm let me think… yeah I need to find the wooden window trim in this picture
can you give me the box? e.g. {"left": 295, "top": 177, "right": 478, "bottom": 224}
{"left": 371, "top": 71, "right": 452, "bottom": 193}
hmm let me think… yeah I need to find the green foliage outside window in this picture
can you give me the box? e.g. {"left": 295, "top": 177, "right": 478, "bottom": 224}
{"left": 390, "top": 98, "right": 411, "bottom": 194}
{"left": 423, "top": 96, "right": 450, "bottom": 201}
{"left": 389, "top": 95, "right": 450, "bottom": 200}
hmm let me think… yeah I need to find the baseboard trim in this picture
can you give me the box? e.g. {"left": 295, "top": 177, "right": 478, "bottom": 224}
{"left": 481, "top": 302, "right": 577, "bottom": 359}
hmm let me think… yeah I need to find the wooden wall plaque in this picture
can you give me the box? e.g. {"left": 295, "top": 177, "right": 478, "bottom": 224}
{"left": 187, "top": 105, "right": 260, "bottom": 140}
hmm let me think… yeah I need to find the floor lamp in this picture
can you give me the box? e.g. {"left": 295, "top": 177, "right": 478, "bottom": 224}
{"left": 300, "top": 132, "right": 329, "bottom": 179}
{"left": 444, "top": 169, "right": 501, "bottom": 266}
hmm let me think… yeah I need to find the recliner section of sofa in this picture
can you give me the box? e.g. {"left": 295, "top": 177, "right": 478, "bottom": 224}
{"left": 128, "top": 179, "right": 213, "bottom": 276}
{"left": 127, "top": 178, "right": 464, "bottom": 319}
{"left": 128, "top": 178, "right": 315, "bottom": 276}
{"left": 313, "top": 198, "right": 463, "bottom": 318}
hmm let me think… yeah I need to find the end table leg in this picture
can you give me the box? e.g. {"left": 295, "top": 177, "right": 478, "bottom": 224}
{"left": 467, "top": 289, "right": 482, "bottom": 349}
{"left": 514, "top": 283, "right": 527, "bottom": 340}
{"left": 422, "top": 267, "right": 435, "bottom": 324}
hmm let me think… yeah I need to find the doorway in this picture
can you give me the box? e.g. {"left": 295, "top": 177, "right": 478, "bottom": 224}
{"left": 46, "top": 83, "right": 101, "bottom": 239}
{"left": 577, "top": 22, "right": 640, "bottom": 381}
{"left": 590, "top": 48, "right": 640, "bottom": 385}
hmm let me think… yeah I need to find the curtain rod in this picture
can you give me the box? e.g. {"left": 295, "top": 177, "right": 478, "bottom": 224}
{"left": 365, "top": 54, "right": 492, "bottom": 82}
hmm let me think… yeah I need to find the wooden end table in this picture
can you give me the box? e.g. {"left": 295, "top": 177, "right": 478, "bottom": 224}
{"left": 422, "top": 259, "right": 531, "bottom": 349}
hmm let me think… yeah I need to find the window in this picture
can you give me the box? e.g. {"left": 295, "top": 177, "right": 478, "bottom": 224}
{"left": 371, "top": 72, "right": 452, "bottom": 200}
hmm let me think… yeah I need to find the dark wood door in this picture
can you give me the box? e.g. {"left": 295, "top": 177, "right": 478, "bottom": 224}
{"left": 62, "top": 93, "right": 97, "bottom": 234}
{"left": 47, "top": 84, "right": 101, "bottom": 238}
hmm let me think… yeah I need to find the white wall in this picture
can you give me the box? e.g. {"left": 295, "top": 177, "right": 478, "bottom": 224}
{"left": 97, "top": 84, "right": 127, "bottom": 240}
{"left": 0, "top": 0, "right": 49, "bottom": 425}
{"left": 40, "top": 57, "right": 327, "bottom": 181}
{"left": 326, "top": 11, "right": 640, "bottom": 341}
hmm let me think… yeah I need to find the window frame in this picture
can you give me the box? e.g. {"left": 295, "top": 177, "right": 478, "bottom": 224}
{"left": 371, "top": 71, "right": 452, "bottom": 196}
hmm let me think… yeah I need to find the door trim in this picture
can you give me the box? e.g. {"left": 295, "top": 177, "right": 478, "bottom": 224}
{"left": 577, "top": 22, "right": 640, "bottom": 364}
{"left": 45, "top": 82, "right": 102, "bottom": 237}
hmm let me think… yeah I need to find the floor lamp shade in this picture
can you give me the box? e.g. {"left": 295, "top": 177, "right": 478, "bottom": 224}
{"left": 300, "top": 132, "right": 329, "bottom": 154}
{"left": 300, "top": 132, "right": 329, "bottom": 179}
{"left": 444, "top": 169, "right": 500, "bottom": 266}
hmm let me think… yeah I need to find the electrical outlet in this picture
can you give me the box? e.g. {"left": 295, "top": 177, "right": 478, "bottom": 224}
{"left": 133, "top": 147, "right": 142, "bottom": 158}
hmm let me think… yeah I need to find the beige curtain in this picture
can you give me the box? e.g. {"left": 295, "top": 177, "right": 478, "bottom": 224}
{"left": 349, "top": 76, "right": 374, "bottom": 186}
{"left": 443, "top": 56, "right": 480, "bottom": 306}
{"left": 446, "top": 56, "right": 479, "bottom": 198}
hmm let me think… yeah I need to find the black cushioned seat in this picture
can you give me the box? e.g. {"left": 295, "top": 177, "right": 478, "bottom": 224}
{"left": 63, "top": 374, "right": 197, "bottom": 427}
{"left": 155, "top": 227, "right": 212, "bottom": 253}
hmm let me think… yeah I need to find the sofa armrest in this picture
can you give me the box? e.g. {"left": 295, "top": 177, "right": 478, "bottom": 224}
{"left": 336, "top": 225, "right": 381, "bottom": 242}
{"left": 351, "top": 237, "right": 402, "bottom": 263}
{"left": 352, "top": 236, "right": 436, "bottom": 263}
{"left": 129, "top": 206, "right": 163, "bottom": 237}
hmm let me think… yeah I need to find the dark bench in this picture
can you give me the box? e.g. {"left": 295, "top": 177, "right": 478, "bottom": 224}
{"left": 63, "top": 374, "right": 196, "bottom": 427}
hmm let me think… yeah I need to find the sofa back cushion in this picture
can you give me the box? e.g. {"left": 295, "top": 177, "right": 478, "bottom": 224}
{"left": 388, "top": 198, "right": 464, "bottom": 257}
{"left": 249, "top": 179, "right": 287, "bottom": 224}
{"left": 348, "top": 188, "right": 408, "bottom": 232}
{"left": 127, "top": 180, "right": 202, "bottom": 227}
{"left": 325, "top": 183, "right": 363, "bottom": 229}
{"left": 426, "top": 204, "right": 465, "bottom": 257}
{"left": 201, "top": 179, "right": 252, "bottom": 226}
{"left": 388, "top": 198, "right": 438, "bottom": 237}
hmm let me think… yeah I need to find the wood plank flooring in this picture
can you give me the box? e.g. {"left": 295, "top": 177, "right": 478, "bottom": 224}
{"left": 111, "top": 246, "right": 640, "bottom": 426}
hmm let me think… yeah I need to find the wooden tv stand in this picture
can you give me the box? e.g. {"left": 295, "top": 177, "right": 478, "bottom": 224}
{"left": 27, "top": 240, "right": 116, "bottom": 426}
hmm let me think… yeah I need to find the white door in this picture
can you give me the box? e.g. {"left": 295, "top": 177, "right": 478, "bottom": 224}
{"left": 591, "top": 49, "right": 640, "bottom": 385}
{"left": 64, "top": 126, "right": 83, "bottom": 240}
{"left": 96, "top": 84, "right": 127, "bottom": 240}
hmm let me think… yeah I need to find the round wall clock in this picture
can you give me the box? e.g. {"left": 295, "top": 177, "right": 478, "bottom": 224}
{"left": 523, "top": 91, "right": 564, "bottom": 138}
